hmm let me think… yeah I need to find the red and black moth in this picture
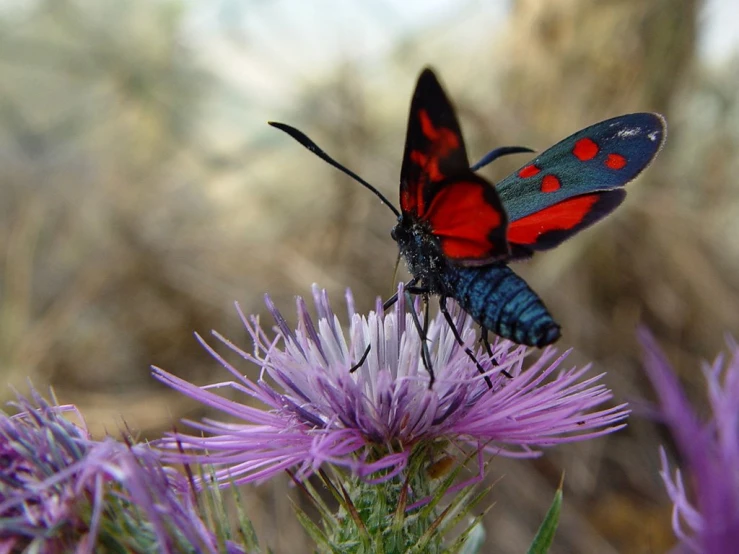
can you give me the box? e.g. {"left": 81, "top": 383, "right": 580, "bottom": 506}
{"left": 270, "top": 68, "right": 666, "bottom": 387}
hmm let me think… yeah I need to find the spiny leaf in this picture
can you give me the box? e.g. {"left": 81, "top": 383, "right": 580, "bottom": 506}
{"left": 455, "top": 521, "right": 485, "bottom": 554}
{"left": 420, "top": 447, "right": 484, "bottom": 524}
{"left": 317, "top": 469, "right": 350, "bottom": 511}
{"left": 526, "top": 476, "right": 563, "bottom": 554}
{"left": 391, "top": 473, "right": 411, "bottom": 536}
{"left": 407, "top": 503, "right": 453, "bottom": 554}
{"left": 287, "top": 469, "right": 336, "bottom": 525}
{"left": 197, "top": 466, "right": 220, "bottom": 530}
{"left": 437, "top": 480, "right": 495, "bottom": 537}
{"left": 229, "top": 476, "right": 260, "bottom": 552}
{"left": 336, "top": 478, "right": 372, "bottom": 549}
{"left": 417, "top": 461, "right": 467, "bottom": 519}
{"left": 444, "top": 513, "right": 489, "bottom": 554}
{"left": 291, "top": 499, "right": 332, "bottom": 553}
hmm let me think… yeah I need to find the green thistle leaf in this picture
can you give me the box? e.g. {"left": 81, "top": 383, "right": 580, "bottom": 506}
{"left": 526, "top": 477, "right": 563, "bottom": 554}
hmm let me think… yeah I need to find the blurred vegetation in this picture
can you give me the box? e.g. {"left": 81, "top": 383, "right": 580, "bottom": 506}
{"left": 1, "top": 0, "right": 737, "bottom": 552}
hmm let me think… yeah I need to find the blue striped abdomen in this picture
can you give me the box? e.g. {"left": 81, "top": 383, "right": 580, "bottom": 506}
{"left": 441, "top": 264, "right": 561, "bottom": 347}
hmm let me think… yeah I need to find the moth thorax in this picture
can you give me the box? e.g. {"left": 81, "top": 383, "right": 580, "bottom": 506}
{"left": 393, "top": 220, "right": 446, "bottom": 291}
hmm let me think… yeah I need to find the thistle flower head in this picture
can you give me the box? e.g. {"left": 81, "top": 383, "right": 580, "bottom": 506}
{"left": 0, "top": 388, "right": 245, "bottom": 553}
{"left": 154, "top": 284, "right": 628, "bottom": 487}
{"left": 640, "top": 330, "right": 739, "bottom": 553}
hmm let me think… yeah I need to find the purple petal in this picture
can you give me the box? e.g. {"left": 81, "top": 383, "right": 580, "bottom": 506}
{"left": 155, "top": 285, "right": 628, "bottom": 487}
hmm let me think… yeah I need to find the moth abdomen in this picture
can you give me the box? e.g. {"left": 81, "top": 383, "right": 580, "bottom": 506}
{"left": 444, "top": 264, "right": 560, "bottom": 348}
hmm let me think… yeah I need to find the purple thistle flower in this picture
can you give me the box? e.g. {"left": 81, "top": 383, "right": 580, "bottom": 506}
{"left": 0, "top": 388, "right": 246, "bottom": 553}
{"left": 640, "top": 330, "right": 739, "bottom": 554}
{"left": 154, "top": 284, "right": 628, "bottom": 487}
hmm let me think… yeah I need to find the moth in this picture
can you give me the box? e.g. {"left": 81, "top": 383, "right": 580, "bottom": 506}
{"left": 270, "top": 68, "right": 666, "bottom": 386}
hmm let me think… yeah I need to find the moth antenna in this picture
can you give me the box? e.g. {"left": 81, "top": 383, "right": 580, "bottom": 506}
{"left": 269, "top": 121, "right": 401, "bottom": 218}
{"left": 470, "top": 145, "right": 535, "bottom": 172}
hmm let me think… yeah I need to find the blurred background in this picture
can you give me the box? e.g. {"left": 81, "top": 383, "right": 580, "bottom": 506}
{"left": 1, "top": 0, "right": 737, "bottom": 551}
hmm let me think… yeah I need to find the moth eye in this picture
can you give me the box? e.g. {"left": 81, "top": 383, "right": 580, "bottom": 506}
{"left": 391, "top": 228, "right": 397, "bottom": 240}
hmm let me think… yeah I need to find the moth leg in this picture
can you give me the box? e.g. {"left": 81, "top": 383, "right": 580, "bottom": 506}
{"left": 405, "top": 286, "right": 429, "bottom": 295}
{"left": 382, "top": 293, "right": 398, "bottom": 311}
{"left": 383, "top": 277, "right": 419, "bottom": 311}
{"left": 422, "top": 292, "right": 434, "bottom": 387}
{"left": 348, "top": 340, "right": 372, "bottom": 373}
{"left": 405, "top": 288, "right": 435, "bottom": 389}
{"left": 439, "top": 297, "right": 493, "bottom": 390}
{"left": 352, "top": 278, "right": 419, "bottom": 374}
{"left": 480, "top": 327, "right": 512, "bottom": 379}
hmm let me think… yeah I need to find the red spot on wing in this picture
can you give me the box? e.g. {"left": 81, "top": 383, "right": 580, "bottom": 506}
{"left": 410, "top": 151, "right": 427, "bottom": 166}
{"left": 605, "top": 153, "right": 627, "bottom": 170}
{"left": 508, "top": 194, "right": 599, "bottom": 245}
{"left": 410, "top": 150, "right": 444, "bottom": 183}
{"left": 518, "top": 164, "right": 541, "bottom": 178}
{"left": 418, "top": 109, "right": 440, "bottom": 140}
{"left": 424, "top": 182, "right": 504, "bottom": 260}
{"left": 573, "top": 138, "right": 599, "bottom": 161}
{"left": 540, "top": 174, "right": 561, "bottom": 193}
{"left": 418, "top": 109, "right": 459, "bottom": 153}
